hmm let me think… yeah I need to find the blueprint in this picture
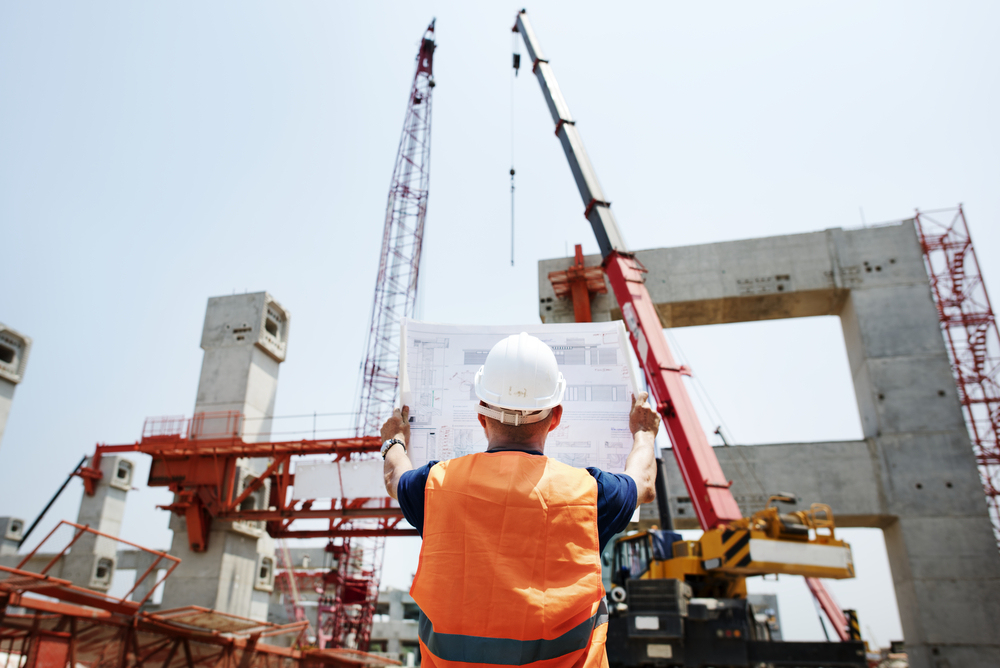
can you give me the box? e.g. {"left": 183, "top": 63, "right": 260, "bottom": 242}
{"left": 399, "top": 319, "right": 641, "bottom": 473}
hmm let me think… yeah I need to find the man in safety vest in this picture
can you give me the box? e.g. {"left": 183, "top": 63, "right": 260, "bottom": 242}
{"left": 382, "top": 332, "right": 660, "bottom": 667}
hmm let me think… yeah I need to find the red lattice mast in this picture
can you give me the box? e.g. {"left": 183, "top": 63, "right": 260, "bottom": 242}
{"left": 339, "top": 19, "right": 435, "bottom": 652}
{"left": 915, "top": 206, "right": 1000, "bottom": 545}
{"left": 356, "top": 20, "right": 436, "bottom": 439}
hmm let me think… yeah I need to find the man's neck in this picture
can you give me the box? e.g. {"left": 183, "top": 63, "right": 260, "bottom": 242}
{"left": 486, "top": 441, "right": 545, "bottom": 455}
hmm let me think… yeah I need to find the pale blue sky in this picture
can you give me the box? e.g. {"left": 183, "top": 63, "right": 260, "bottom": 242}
{"left": 2, "top": 0, "right": 998, "bottom": 647}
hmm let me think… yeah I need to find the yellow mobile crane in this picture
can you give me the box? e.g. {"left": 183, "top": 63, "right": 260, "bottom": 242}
{"left": 512, "top": 9, "right": 865, "bottom": 666}
{"left": 611, "top": 490, "right": 853, "bottom": 600}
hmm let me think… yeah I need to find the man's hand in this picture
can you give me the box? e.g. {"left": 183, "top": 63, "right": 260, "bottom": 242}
{"left": 381, "top": 406, "right": 411, "bottom": 444}
{"left": 382, "top": 406, "right": 413, "bottom": 500}
{"left": 624, "top": 392, "right": 659, "bottom": 505}
{"left": 629, "top": 391, "right": 661, "bottom": 436}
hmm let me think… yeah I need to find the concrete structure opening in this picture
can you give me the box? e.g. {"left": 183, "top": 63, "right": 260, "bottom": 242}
{"left": 668, "top": 315, "right": 863, "bottom": 446}
{"left": 665, "top": 316, "right": 903, "bottom": 642}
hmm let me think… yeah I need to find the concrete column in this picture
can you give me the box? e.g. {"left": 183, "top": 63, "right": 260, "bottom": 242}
{"left": 115, "top": 549, "right": 164, "bottom": 605}
{"left": 540, "top": 221, "right": 1000, "bottom": 666}
{"left": 0, "top": 518, "right": 24, "bottom": 557}
{"left": 371, "top": 588, "right": 419, "bottom": 658}
{"left": 387, "top": 589, "right": 404, "bottom": 654}
{"left": 161, "top": 292, "right": 288, "bottom": 620}
{"left": 0, "top": 324, "right": 31, "bottom": 451}
{"left": 61, "top": 455, "right": 134, "bottom": 591}
{"left": 831, "top": 227, "right": 1000, "bottom": 667}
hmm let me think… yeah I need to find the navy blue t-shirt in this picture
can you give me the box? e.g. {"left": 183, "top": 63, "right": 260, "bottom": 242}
{"left": 396, "top": 450, "right": 637, "bottom": 552}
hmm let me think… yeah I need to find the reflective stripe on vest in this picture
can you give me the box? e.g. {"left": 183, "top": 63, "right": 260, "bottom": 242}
{"left": 418, "top": 599, "right": 609, "bottom": 666}
{"left": 410, "top": 451, "right": 607, "bottom": 667}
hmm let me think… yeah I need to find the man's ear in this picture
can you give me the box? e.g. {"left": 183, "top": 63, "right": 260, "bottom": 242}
{"left": 478, "top": 411, "right": 489, "bottom": 433}
{"left": 547, "top": 404, "right": 563, "bottom": 432}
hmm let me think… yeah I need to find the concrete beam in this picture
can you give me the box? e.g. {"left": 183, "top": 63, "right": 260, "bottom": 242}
{"left": 640, "top": 441, "right": 885, "bottom": 530}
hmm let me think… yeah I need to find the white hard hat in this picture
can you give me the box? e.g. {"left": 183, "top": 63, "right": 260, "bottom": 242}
{"left": 474, "top": 332, "right": 566, "bottom": 426}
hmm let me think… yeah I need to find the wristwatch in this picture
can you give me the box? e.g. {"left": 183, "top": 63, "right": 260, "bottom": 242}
{"left": 381, "top": 438, "right": 406, "bottom": 459}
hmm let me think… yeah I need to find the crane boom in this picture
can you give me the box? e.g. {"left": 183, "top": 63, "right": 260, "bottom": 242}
{"left": 514, "top": 10, "right": 741, "bottom": 529}
{"left": 513, "top": 15, "right": 627, "bottom": 257}
{"left": 513, "top": 11, "right": 855, "bottom": 645}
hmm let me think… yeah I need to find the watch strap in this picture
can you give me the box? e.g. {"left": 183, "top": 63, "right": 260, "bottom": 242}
{"left": 381, "top": 438, "right": 406, "bottom": 458}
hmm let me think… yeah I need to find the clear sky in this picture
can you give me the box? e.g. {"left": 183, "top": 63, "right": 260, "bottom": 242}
{"left": 2, "top": 0, "right": 998, "bottom": 649}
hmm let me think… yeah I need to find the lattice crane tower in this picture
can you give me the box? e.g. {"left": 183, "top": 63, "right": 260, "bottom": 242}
{"left": 325, "top": 19, "right": 435, "bottom": 652}
{"left": 356, "top": 20, "right": 436, "bottom": 439}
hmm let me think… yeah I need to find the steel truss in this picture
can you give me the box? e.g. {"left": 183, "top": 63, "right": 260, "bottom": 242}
{"left": 915, "top": 205, "right": 1000, "bottom": 545}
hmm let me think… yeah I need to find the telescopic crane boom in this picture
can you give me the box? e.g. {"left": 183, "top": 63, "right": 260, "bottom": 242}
{"left": 513, "top": 10, "right": 739, "bottom": 530}
{"left": 512, "top": 10, "right": 858, "bottom": 651}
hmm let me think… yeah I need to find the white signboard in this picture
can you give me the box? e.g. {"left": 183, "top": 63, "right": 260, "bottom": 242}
{"left": 399, "top": 319, "right": 641, "bottom": 472}
{"left": 291, "top": 459, "right": 386, "bottom": 500}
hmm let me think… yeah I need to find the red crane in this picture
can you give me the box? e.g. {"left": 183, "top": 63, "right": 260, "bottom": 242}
{"left": 355, "top": 20, "right": 436, "bottom": 440}
{"left": 328, "top": 18, "right": 436, "bottom": 652}
{"left": 512, "top": 9, "right": 854, "bottom": 643}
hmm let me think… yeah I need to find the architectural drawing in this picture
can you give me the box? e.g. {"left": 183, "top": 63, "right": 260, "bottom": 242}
{"left": 399, "top": 320, "right": 639, "bottom": 472}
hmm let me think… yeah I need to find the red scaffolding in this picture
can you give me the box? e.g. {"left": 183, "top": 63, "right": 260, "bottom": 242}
{"left": 0, "top": 521, "right": 400, "bottom": 668}
{"left": 915, "top": 205, "right": 1000, "bottom": 545}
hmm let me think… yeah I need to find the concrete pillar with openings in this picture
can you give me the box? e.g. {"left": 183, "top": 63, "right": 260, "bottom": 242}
{"left": 161, "top": 292, "right": 288, "bottom": 620}
{"left": 539, "top": 221, "right": 1000, "bottom": 667}
{"left": 61, "top": 455, "right": 135, "bottom": 591}
{"left": 0, "top": 323, "right": 32, "bottom": 451}
{"left": 0, "top": 517, "right": 25, "bottom": 557}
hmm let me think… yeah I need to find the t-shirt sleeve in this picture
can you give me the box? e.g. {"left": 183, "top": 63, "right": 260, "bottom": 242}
{"left": 396, "top": 461, "right": 438, "bottom": 536}
{"left": 587, "top": 467, "right": 639, "bottom": 552}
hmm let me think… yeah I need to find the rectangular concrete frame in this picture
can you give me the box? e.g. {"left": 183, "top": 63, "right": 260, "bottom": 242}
{"left": 538, "top": 222, "right": 1000, "bottom": 668}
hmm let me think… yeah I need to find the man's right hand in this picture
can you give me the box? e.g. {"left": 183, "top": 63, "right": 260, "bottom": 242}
{"left": 382, "top": 406, "right": 413, "bottom": 501}
{"left": 629, "top": 391, "right": 661, "bottom": 436}
{"left": 381, "top": 405, "right": 411, "bottom": 444}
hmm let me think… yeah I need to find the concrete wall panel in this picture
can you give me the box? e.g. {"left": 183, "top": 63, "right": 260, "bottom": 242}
{"left": 844, "top": 286, "right": 948, "bottom": 360}
{"left": 876, "top": 433, "right": 988, "bottom": 517}
{"left": 862, "top": 357, "right": 968, "bottom": 435}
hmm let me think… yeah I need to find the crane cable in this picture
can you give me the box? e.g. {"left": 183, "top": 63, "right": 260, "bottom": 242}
{"left": 510, "top": 31, "right": 520, "bottom": 267}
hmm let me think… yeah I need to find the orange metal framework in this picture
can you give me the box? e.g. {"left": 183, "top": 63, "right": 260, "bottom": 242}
{"left": 2, "top": 521, "right": 180, "bottom": 616}
{"left": 547, "top": 244, "right": 608, "bottom": 323}
{"left": 79, "top": 412, "right": 416, "bottom": 553}
{"left": 0, "top": 522, "right": 395, "bottom": 668}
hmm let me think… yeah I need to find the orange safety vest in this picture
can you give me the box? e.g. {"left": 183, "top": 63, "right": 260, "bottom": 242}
{"left": 410, "top": 451, "right": 609, "bottom": 668}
